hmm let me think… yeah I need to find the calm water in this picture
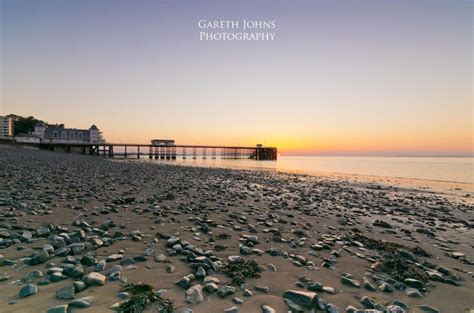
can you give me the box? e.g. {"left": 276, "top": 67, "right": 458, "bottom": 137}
{"left": 147, "top": 156, "right": 473, "bottom": 183}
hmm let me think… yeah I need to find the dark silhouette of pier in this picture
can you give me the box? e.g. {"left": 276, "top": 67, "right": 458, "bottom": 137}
{"left": 35, "top": 143, "right": 277, "bottom": 160}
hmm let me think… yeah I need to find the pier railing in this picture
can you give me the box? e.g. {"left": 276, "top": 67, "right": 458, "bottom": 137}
{"left": 33, "top": 143, "right": 277, "bottom": 160}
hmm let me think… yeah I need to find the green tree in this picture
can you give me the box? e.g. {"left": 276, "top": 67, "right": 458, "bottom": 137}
{"left": 12, "top": 116, "right": 46, "bottom": 135}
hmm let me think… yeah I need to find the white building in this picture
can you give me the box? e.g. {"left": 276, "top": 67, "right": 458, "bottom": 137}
{"left": 151, "top": 139, "right": 175, "bottom": 146}
{"left": 0, "top": 116, "right": 13, "bottom": 138}
{"left": 14, "top": 133, "right": 41, "bottom": 144}
{"left": 33, "top": 122, "right": 105, "bottom": 144}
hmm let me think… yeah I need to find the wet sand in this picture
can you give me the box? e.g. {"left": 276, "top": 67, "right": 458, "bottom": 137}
{"left": 0, "top": 145, "right": 473, "bottom": 313}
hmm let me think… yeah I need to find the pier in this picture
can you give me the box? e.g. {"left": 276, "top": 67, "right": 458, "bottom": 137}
{"left": 34, "top": 143, "right": 277, "bottom": 160}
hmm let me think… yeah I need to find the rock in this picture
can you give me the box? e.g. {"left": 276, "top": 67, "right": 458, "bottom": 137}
{"left": 232, "top": 297, "right": 244, "bottom": 304}
{"left": 50, "top": 272, "right": 68, "bottom": 282}
{"left": 21, "top": 231, "right": 32, "bottom": 241}
{"left": 307, "top": 282, "right": 323, "bottom": 291}
{"left": 46, "top": 305, "right": 69, "bottom": 313}
{"left": 19, "top": 284, "right": 38, "bottom": 298}
{"left": 30, "top": 249, "right": 50, "bottom": 265}
{"left": 55, "top": 248, "right": 70, "bottom": 257}
{"left": 325, "top": 303, "right": 340, "bottom": 313}
{"left": 118, "top": 292, "right": 130, "bottom": 300}
{"left": 155, "top": 253, "right": 167, "bottom": 262}
{"left": 267, "top": 264, "right": 277, "bottom": 272}
{"left": 282, "top": 290, "right": 318, "bottom": 308}
{"left": 69, "top": 243, "right": 85, "bottom": 255}
{"left": 69, "top": 296, "right": 94, "bottom": 308}
{"left": 340, "top": 276, "right": 360, "bottom": 288}
{"left": 144, "top": 248, "right": 153, "bottom": 256}
{"left": 284, "top": 298, "right": 305, "bottom": 312}
{"left": 404, "top": 278, "right": 425, "bottom": 290}
{"left": 322, "top": 286, "right": 336, "bottom": 294}
{"left": 346, "top": 305, "right": 357, "bottom": 313}
{"left": 204, "top": 282, "right": 219, "bottom": 293}
{"left": 167, "top": 237, "right": 180, "bottom": 247}
{"left": 90, "top": 238, "right": 104, "bottom": 247}
{"left": 228, "top": 255, "right": 242, "bottom": 263}
{"left": 406, "top": 288, "right": 422, "bottom": 297}
{"left": 73, "top": 281, "right": 87, "bottom": 292}
{"left": 427, "top": 271, "right": 444, "bottom": 282}
{"left": 195, "top": 267, "right": 206, "bottom": 279}
{"left": 105, "top": 264, "right": 123, "bottom": 276}
{"left": 392, "top": 300, "right": 408, "bottom": 311}
{"left": 81, "top": 253, "right": 97, "bottom": 266}
{"left": 64, "top": 264, "right": 85, "bottom": 278}
{"left": 261, "top": 305, "right": 276, "bottom": 313}
{"left": 108, "top": 271, "right": 121, "bottom": 281}
{"left": 0, "top": 273, "right": 11, "bottom": 282}
{"left": 106, "top": 254, "right": 123, "bottom": 262}
{"left": 203, "top": 276, "right": 220, "bottom": 284}
{"left": 418, "top": 305, "right": 440, "bottom": 313}
{"left": 86, "top": 272, "right": 106, "bottom": 286}
{"left": 255, "top": 286, "right": 270, "bottom": 293}
{"left": 56, "top": 285, "right": 75, "bottom": 300}
{"left": 378, "top": 281, "right": 394, "bottom": 292}
{"left": 95, "top": 259, "right": 107, "bottom": 271}
{"left": 451, "top": 252, "right": 465, "bottom": 259}
{"left": 224, "top": 306, "right": 239, "bottom": 313}
{"left": 360, "top": 296, "right": 375, "bottom": 308}
{"left": 121, "top": 257, "right": 136, "bottom": 266}
{"left": 110, "top": 302, "right": 122, "bottom": 310}
{"left": 217, "top": 285, "right": 237, "bottom": 298}
{"left": 185, "top": 285, "right": 204, "bottom": 304}
{"left": 24, "top": 270, "right": 43, "bottom": 283}
{"left": 37, "top": 227, "right": 51, "bottom": 237}
{"left": 175, "top": 276, "right": 191, "bottom": 289}
{"left": 386, "top": 304, "right": 406, "bottom": 313}
{"left": 363, "top": 277, "right": 376, "bottom": 291}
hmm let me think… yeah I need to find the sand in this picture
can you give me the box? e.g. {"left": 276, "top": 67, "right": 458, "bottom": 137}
{"left": 0, "top": 145, "right": 473, "bottom": 313}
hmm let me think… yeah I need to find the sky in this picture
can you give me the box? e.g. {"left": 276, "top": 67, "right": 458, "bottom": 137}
{"left": 1, "top": 0, "right": 472, "bottom": 156}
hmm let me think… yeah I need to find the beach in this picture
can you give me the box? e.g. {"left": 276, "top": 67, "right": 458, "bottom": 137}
{"left": 0, "top": 145, "right": 473, "bottom": 313}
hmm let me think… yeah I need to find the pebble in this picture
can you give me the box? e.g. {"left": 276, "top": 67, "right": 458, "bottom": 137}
{"left": 217, "top": 285, "right": 237, "bottom": 298}
{"left": 19, "top": 284, "right": 38, "bottom": 298}
{"left": 224, "top": 306, "right": 239, "bottom": 313}
{"left": 86, "top": 272, "right": 106, "bottom": 286}
{"left": 282, "top": 290, "right": 318, "bottom": 308}
{"left": 46, "top": 305, "right": 69, "bottom": 313}
{"left": 261, "top": 305, "right": 276, "bottom": 313}
{"left": 418, "top": 305, "right": 440, "bottom": 313}
{"left": 56, "top": 285, "right": 75, "bottom": 299}
{"left": 341, "top": 276, "right": 360, "bottom": 288}
{"left": 185, "top": 284, "right": 204, "bottom": 304}
{"left": 69, "top": 296, "right": 94, "bottom": 308}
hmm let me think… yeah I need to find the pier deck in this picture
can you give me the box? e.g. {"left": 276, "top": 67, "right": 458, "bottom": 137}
{"left": 33, "top": 143, "right": 277, "bottom": 160}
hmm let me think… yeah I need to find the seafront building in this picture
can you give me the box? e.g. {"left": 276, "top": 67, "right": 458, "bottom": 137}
{"left": 151, "top": 139, "right": 175, "bottom": 146}
{"left": 18, "top": 122, "right": 106, "bottom": 144}
{"left": 14, "top": 133, "right": 41, "bottom": 144}
{"left": 0, "top": 116, "right": 13, "bottom": 138}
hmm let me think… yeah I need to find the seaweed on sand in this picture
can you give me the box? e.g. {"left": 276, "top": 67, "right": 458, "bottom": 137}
{"left": 411, "top": 246, "right": 431, "bottom": 257}
{"left": 215, "top": 233, "right": 232, "bottom": 240}
{"left": 349, "top": 233, "right": 430, "bottom": 284}
{"left": 221, "top": 259, "right": 262, "bottom": 286}
{"left": 117, "top": 283, "right": 174, "bottom": 313}
{"left": 381, "top": 253, "right": 430, "bottom": 283}
{"left": 351, "top": 233, "right": 432, "bottom": 258}
{"left": 350, "top": 233, "right": 401, "bottom": 253}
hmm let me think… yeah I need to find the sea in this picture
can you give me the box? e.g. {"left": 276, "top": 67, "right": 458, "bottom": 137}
{"left": 146, "top": 156, "right": 474, "bottom": 184}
